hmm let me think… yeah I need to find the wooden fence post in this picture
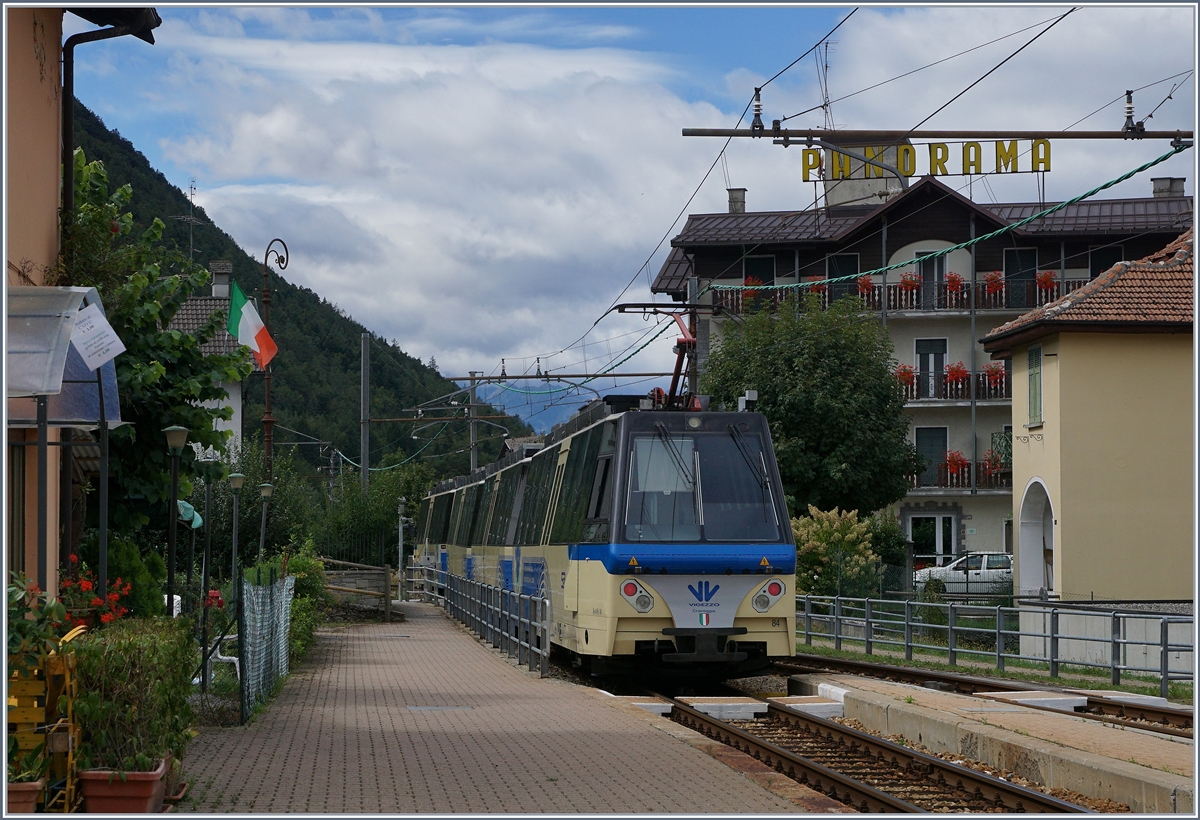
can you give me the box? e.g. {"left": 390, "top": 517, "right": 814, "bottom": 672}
{"left": 383, "top": 564, "right": 391, "bottom": 623}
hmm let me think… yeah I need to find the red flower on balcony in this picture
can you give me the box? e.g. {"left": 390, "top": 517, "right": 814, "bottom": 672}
{"left": 944, "top": 271, "right": 965, "bottom": 293}
{"left": 982, "top": 448, "right": 1006, "bottom": 475}
{"left": 742, "top": 275, "right": 765, "bottom": 300}
{"left": 943, "top": 361, "right": 969, "bottom": 385}
{"left": 899, "top": 271, "right": 921, "bottom": 292}
{"left": 944, "top": 449, "right": 969, "bottom": 475}
{"left": 1036, "top": 270, "right": 1059, "bottom": 290}
{"left": 983, "top": 361, "right": 1007, "bottom": 387}
{"left": 985, "top": 270, "right": 1004, "bottom": 295}
{"left": 894, "top": 363, "right": 917, "bottom": 387}
{"left": 805, "top": 277, "right": 827, "bottom": 295}
{"left": 857, "top": 274, "right": 874, "bottom": 295}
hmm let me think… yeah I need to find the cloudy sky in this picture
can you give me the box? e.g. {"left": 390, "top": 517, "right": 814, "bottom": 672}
{"left": 67, "top": 4, "right": 1196, "bottom": 412}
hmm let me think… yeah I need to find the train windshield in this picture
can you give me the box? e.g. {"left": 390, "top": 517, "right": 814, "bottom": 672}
{"left": 624, "top": 426, "right": 780, "bottom": 542}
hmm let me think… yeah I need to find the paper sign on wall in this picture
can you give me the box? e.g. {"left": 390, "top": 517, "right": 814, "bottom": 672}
{"left": 70, "top": 302, "right": 126, "bottom": 371}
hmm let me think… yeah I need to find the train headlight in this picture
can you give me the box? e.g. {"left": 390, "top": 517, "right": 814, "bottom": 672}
{"left": 752, "top": 579, "right": 787, "bottom": 612}
{"left": 620, "top": 580, "right": 654, "bottom": 613}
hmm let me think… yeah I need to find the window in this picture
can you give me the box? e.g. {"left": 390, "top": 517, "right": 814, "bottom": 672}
{"left": 914, "top": 427, "right": 948, "bottom": 486}
{"left": 1089, "top": 245, "right": 1123, "bottom": 279}
{"left": 1004, "top": 248, "right": 1039, "bottom": 308}
{"left": 826, "top": 253, "right": 859, "bottom": 300}
{"left": 1028, "top": 346, "right": 1042, "bottom": 425}
{"left": 915, "top": 339, "right": 947, "bottom": 399}
{"left": 744, "top": 255, "right": 776, "bottom": 286}
{"left": 987, "top": 554, "right": 1012, "bottom": 570}
{"left": 915, "top": 250, "right": 945, "bottom": 309}
{"left": 910, "top": 513, "right": 955, "bottom": 565}
{"left": 964, "top": 554, "right": 984, "bottom": 571}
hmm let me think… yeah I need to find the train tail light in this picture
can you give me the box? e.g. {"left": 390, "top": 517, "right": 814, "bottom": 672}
{"left": 752, "top": 578, "right": 787, "bottom": 612}
{"left": 620, "top": 580, "right": 654, "bottom": 613}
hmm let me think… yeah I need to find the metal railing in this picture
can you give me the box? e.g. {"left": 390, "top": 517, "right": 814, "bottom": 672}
{"left": 797, "top": 594, "right": 1193, "bottom": 698}
{"left": 405, "top": 565, "right": 551, "bottom": 676}
{"left": 901, "top": 371, "right": 1012, "bottom": 402}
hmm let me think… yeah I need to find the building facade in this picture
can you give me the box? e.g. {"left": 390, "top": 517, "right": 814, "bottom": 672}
{"left": 652, "top": 175, "right": 1191, "bottom": 568}
{"left": 981, "top": 230, "right": 1193, "bottom": 600}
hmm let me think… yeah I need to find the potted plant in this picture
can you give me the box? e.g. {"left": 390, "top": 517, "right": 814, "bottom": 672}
{"left": 741, "top": 275, "right": 764, "bottom": 301}
{"left": 983, "top": 361, "right": 1007, "bottom": 388}
{"left": 856, "top": 274, "right": 874, "bottom": 295}
{"left": 984, "top": 270, "right": 1004, "bottom": 295}
{"left": 73, "top": 618, "right": 195, "bottom": 813}
{"left": 944, "top": 449, "right": 970, "bottom": 476}
{"left": 1036, "top": 269, "right": 1059, "bottom": 290}
{"left": 944, "top": 271, "right": 965, "bottom": 293}
{"left": 806, "top": 278, "right": 827, "bottom": 295}
{"left": 58, "top": 557, "right": 133, "bottom": 630}
{"left": 6, "top": 573, "right": 64, "bottom": 813}
{"left": 899, "top": 271, "right": 921, "bottom": 292}
{"left": 943, "top": 361, "right": 970, "bottom": 386}
{"left": 894, "top": 363, "right": 917, "bottom": 388}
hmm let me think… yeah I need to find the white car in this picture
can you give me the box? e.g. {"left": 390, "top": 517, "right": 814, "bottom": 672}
{"left": 913, "top": 552, "right": 1013, "bottom": 594}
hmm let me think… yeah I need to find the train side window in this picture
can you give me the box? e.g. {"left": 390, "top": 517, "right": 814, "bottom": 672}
{"left": 587, "top": 456, "right": 612, "bottom": 520}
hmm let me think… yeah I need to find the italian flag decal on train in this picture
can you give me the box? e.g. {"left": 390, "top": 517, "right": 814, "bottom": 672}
{"left": 698, "top": 612, "right": 711, "bottom": 626}
{"left": 228, "top": 281, "right": 278, "bottom": 368}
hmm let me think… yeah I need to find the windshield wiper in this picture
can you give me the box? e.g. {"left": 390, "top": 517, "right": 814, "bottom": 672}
{"left": 727, "top": 424, "right": 768, "bottom": 489}
{"left": 654, "top": 423, "right": 695, "bottom": 488}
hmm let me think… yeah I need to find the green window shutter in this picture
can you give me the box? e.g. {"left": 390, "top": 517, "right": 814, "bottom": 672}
{"left": 1028, "top": 347, "right": 1042, "bottom": 424}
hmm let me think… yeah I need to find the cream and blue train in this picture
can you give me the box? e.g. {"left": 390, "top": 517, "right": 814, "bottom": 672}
{"left": 414, "top": 395, "right": 796, "bottom": 678}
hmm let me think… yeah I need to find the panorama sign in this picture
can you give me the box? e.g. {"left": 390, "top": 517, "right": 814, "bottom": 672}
{"left": 802, "top": 139, "right": 1052, "bottom": 181}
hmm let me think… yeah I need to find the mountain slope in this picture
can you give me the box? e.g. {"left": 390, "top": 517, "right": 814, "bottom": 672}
{"left": 72, "top": 98, "right": 531, "bottom": 477}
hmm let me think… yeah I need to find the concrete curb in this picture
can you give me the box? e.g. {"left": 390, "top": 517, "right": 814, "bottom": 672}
{"left": 791, "top": 674, "right": 1193, "bottom": 813}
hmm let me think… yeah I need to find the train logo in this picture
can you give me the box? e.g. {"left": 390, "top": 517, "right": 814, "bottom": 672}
{"left": 698, "top": 612, "right": 711, "bottom": 626}
{"left": 688, "top": 581, "right": 720, "bottom": 602}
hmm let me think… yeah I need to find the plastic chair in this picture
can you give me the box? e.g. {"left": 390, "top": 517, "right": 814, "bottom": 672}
{"left": 208, "top": 635, "right": 240, "bottom": 682}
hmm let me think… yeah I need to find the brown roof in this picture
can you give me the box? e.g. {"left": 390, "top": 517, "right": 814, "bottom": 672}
{"left": 168, "top": 295, "right": 262, "bottom": 372}
{"left": 981, "top": 229, "right": 1193, "bottom": 354}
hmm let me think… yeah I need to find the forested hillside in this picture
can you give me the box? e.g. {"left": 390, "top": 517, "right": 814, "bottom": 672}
{"left": 72, "top": 98, "right": 531, "bottom": 478}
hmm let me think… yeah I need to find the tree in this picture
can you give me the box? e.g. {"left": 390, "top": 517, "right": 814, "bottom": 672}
{"left": 701, "top": 293, "right": 921, "bottom": 514}
{"left": 312, "top": 462, "right": 435, "bottom": 566}
{"left": 48, "top": 149, "right": 253, "bottom": 534}
{"left": 792, "top": 506, "right": 878, "bottom": 597}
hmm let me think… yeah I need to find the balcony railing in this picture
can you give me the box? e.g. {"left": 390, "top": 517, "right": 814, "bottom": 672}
{"left": 909, "top": 461, "right": 1013, "bottom": 490}
{"left": 901, "top": 371, "right": 1011, "bottom": 402}
{"left": 712, "top": 279, "right": 1089, "bottom": 315}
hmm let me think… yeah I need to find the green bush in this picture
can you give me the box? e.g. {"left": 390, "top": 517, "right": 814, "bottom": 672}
{"left": 793, "top": 506, "right": 879, "bottom": 598}
{"left": 76, "top": 531, "right": 165, "bottom": 617}
{"left": 288, "top": 596, "right": 320, "bottom": 665}
{"left": 73, "top": 617, "right": 194, "bottom": 772}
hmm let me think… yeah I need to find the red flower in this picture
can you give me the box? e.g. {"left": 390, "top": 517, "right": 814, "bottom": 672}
{"left": 945, "top": 450, "right": 970, "bottom": 475}
{"left": 123, "top": 584, "right": 131, "bottom": 595}
{"left": 1035, "top": 270, "right": 1058, "bottom": 290}
{"left": 100, "top": 612, "right": 116, "bottom": 624}
{"left": 894, "top": 364, "right": 917, "bottom": 387}
{"left": 106, "top": 592, "right": 120, "bottom": 605}
{"left": 69, "top": 554, "right": 79, "bottom": 564}
{"left": 79, "top": 579, "right": 93, "bottom": 592}
{"left": 62, "top": 579, "right": 74, "bottom": 589}
{"left": 944, "top": 271, "right": 965, "bottom": 293}
{"left": 857, "top": 274, "right": 874, "bottom": 295}
{"left": 943, "top": 361, "right": 970, "bottom": 385}
{"left": 985, "top": 270, "right": 1004, "bottom": 295}
{"left": 983, "top": 362, "right": 1006, "bottom": 387}
{"left": 110, "top": 221, "right": 120, "bottom": 234}
{"left": 71, "top": 618, "right": 86, "bottom": 628}
{"left": 90, "top": 597, "right": 104, "bottom": 608}
{"left": 899, "top": 271, "right": 921, "bottom": 292}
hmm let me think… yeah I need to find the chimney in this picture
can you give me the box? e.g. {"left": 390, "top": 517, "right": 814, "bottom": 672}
{"left": 1151, "top": 177, "right": 1186, "bottom": 198}
{"left": 727, "top": 188, "right": 746, "bottom": 214}
{"left": 209, "top": 260, "right": 232, "bottom": 297}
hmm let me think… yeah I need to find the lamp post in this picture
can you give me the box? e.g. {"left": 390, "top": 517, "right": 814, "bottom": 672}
{"left": 229, "top": 473, "right": 245, "bottom": 586}
{"left": 257, "top": 483, "right": 274, "bottom": 565}
{"left": 261, "top": 239, "right": 288, "bottom": 478}
{"left": 397, "top": 496, "right": 407, "bottom": 578}
{"left": 199, "top": 460, "right": 217, "bottom": 693}
{"left": 164, "top": 426, "right": 189, "bottom": 615}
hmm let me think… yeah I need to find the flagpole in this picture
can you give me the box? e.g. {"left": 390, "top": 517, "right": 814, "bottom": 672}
{"left": 262, "top": 239, "right": 288, "bottom": 479}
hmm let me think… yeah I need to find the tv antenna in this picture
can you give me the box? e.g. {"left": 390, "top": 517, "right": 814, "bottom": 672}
{"left": 170, "top": 177, "right": 211, "bottom": 262}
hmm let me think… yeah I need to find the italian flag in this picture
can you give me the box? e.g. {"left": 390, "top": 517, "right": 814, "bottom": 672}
{"left": 227, "top": 281, "right": 278, "bottom": 368}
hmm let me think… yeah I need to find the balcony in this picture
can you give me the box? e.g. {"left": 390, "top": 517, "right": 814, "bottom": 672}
{"left": 909, "top": 461, "right": 1013, "bottom": 491}
{"left": 902, "top": 371, "right": 1011, "bottom": 403}
{"left": 712, "top": 279, "right": 1089, "bottom": 315}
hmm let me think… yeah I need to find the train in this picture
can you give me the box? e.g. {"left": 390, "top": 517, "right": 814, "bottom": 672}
{"left": 413, "top": 393, "right": 796, "bottom": 678}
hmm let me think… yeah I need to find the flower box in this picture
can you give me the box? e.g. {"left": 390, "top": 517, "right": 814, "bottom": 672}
{"left": 984, "top": 270, "right": 1004, "bottom": 295}
{"left": 1035, "top": 270, "right": 1059, "bottom": 290}
{"left": 899, "top": 272, "right": 921, "bottom": 292}
{"left": 943, "top": 361, "right": 970, "bottom": 385}
{"left": 983, "top": 361, "right": 1007, "bottom": 387}
{"left": 7, "top": 778, "right": 45, "bottom": 813}
{"left": 944, "top": 271, "right": 965, "bottom": 293}
{"left": 856, "top": 274, "right": 874, "bottom": 295}
{"left": 894, "top": 364, "right": 917, "bottom": 387}
{"left": 944, "top": 450, "right": 970, "bottom": 475}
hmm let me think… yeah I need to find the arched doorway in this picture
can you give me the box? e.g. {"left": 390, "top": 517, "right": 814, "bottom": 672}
{"left": 1018, "top": 480, "right": 1055, "bottom": 594}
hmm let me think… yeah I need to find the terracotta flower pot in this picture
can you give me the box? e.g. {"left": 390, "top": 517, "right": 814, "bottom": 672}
{"left": 78, "top": 758, "right": 167, "bottom": 813}
{"left": 7, "top": 778, "right": 45, "bottom": 813}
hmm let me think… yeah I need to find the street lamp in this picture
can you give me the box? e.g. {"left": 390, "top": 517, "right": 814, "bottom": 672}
{"left": 198, "top": 458, "right": 218, "bottom": 693}
{"left": 257, "top": 483, "right": 274, "bottom": 565}
{"left": 163, "top": 425, "right": 189, "bottom": 614}
{"left": 229, "top": 473, "right": 245, "bottom": 586}
{"left": 261, "top": 239, "right": 288, "bottom": 478}
{"left": 397, "top": 496, "right": 407, "bottom": 577}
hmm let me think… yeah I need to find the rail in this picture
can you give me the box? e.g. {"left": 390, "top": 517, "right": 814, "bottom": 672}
{"left": 796, "top": 594, "right": 1193, "bottom": 698}
{"left": 404, "top": 565, "right": 551, "bottom": 676}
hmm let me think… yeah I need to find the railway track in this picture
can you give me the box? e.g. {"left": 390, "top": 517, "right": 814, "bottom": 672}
{"left": 669, "top": 698, "right": 1090, "bottom": 813}
{"left": 775, "top": 656, "right": 1193, "bottom": 738}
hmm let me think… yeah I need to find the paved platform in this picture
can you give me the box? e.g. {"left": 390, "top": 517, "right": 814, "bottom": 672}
{"left": 181, "top": 602, "right": 846, "bottom": 813}
{"left": 789, "top": 673, "right": 1195, "bottom": 813}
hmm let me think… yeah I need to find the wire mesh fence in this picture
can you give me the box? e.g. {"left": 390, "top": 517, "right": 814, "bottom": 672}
{"left": 239, "top": 571, "right": 296, "bottom": 718}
